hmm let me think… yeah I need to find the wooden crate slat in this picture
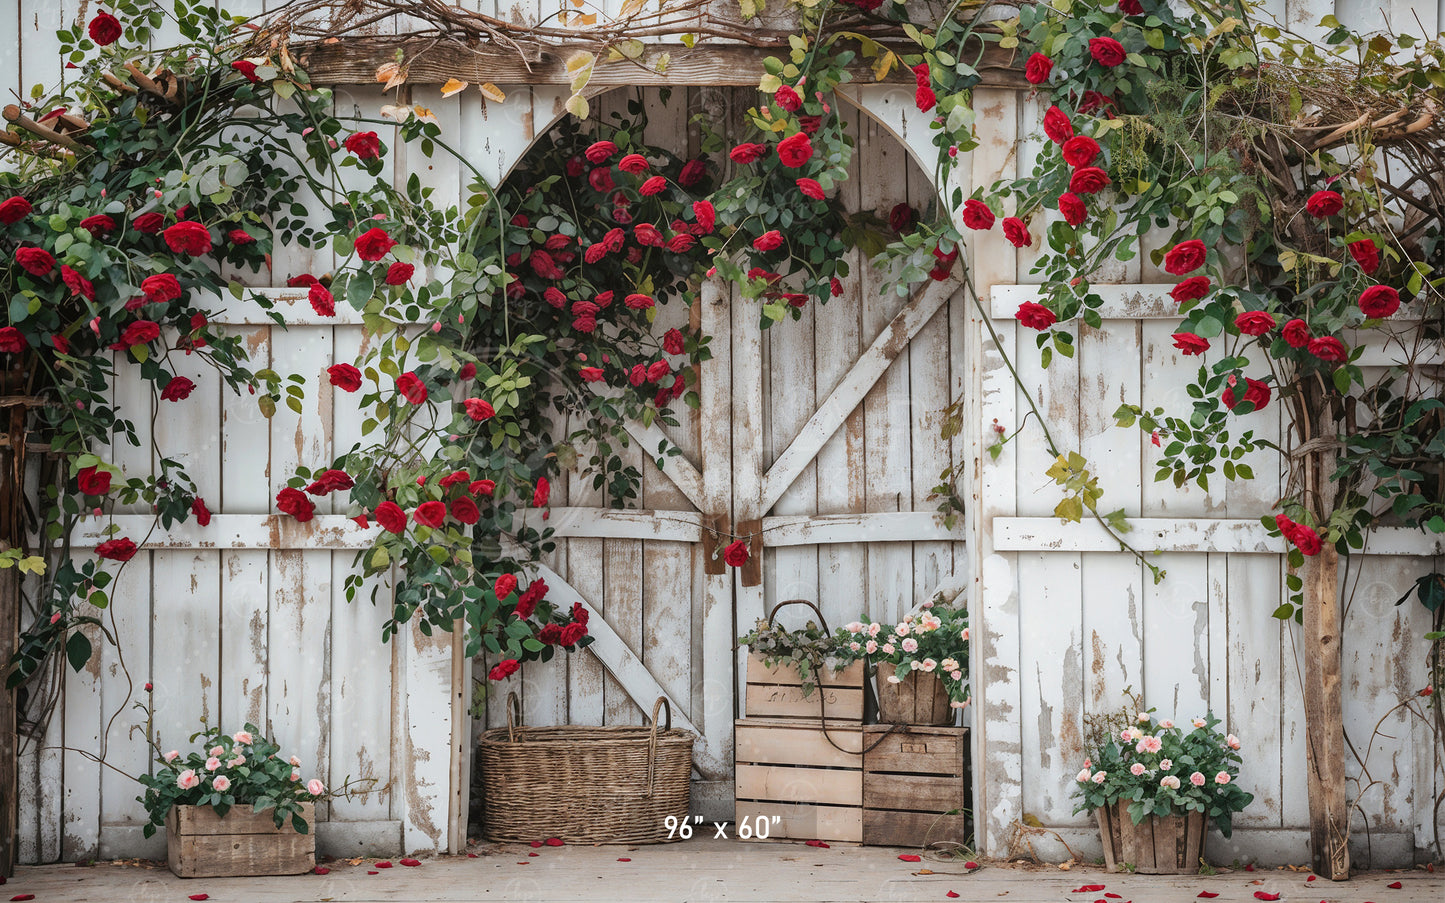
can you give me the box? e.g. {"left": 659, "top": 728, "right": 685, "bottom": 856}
{"left": 165, "top": 803, "right": 316, "bottom": 878}
{"left": 862, "top": 771, "right": 965, "bottom": 813}
{"left": 744, "top": 684, "right": 865, "bottom": 720}
{"left": 737, "top": 764, "right": 862, "bottom": 807}
{"left": 735, "top": 718, "right": 863, "bottom": 767}
{"left": 168, "top": 802, "right": 316, "bottom": 836}
{"left": 735, "top": 801, "right": 863, "bottom": 844}
{"left": 861, "top": 810, "right": 970, "bottom": 848}
{"left": 746, "top": 655, "right": 864, "bottom": 688}
{"left": 862, "top": 725, "right": 966, "bottom": 776}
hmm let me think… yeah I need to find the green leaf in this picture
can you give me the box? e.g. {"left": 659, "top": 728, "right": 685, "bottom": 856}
{"left": 66, "top": 631, "right": 93, "bottom": 673}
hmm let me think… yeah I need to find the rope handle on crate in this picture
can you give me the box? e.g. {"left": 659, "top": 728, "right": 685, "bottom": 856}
{"left": 767, "top": 600, "right": 900, "bottom": 756}
{"left": 505, "top": 691, "right": 523, "bottom": 744}
{"left": 644, "top": 696, "right": 672, "bottom": 798}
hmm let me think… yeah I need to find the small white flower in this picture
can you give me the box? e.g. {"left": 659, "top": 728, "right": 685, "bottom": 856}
{"left": 920, "top": 658, "right": 937, "bottom": 672}
{"left": 886, "top": 674, "right": 903, "bottom": 684}
{"left": 1160, "top": 775, "right": 1181, "bottom": 790}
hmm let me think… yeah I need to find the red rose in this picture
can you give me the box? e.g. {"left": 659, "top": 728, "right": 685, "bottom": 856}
{"left": 830, "top": 277, "right": 844, "bottom": 297}
{"left": 1358, "top": 284, "right": 1400, "bottom": 318}
{"left": 646, "top": 360, "right": 671, "bottom": 383}
{"left": 1043, "top": 106, "right": 1074, "bottom": 144}
{"left": 961, "top": 199, "right": 995, "bottom": 231}
{"left": 1293, "top": 528, "right": 1322, "bottom": 556}
{"left": 774, "top": 84, "right": 803, "bottom": 112}
{"left": 1015, "top": 301, "right": 1057, "bottom": 331}
{"left": 1282, "top": 318, "right": 1311, "bottom": 348}
{"left": 573, "top": 316, "right": 598, "bottom": 334}
{"left": 929, "top": 245, "right": 959, "bottom": 281}
{"left": 443, "top": 496, "right": 478, "bottom": 526}
{"left": 89, "top": 11, "right": 122, "bottom": 46}
{"left": 692, "top": 199, "right": 716, "bottom": 233}
{"left": 119, "top": 320, "right": 160, "bottom": 347}
{"left": 464, "top": 398, "right": 494, "bottom": 421}
{"left": 570, "top": 602, "right": 589, "bottom": 626}
{"left": 469, "top": 479, "right": 495, "bottom": 496}
{"left": 777, "top": 133, "right": 814, "bottom": 168}
{"left": 1163, "top": 239, "right": 1206, "bottom": 275}
{"left": 142, "top": 273, "right": 182, "bottom": 304}
{"left": 354, "top": 227, "right": 396, "bottom": 262}
{"left": 533, "top": 477, "right": 550, "bottom": 508}
{"left": 729, "top": 143, "right": 767, "bottom": 164}
{"left": 515, "top": 579, "right": 547, "bottom": 620}
{"left": 584, "top": 140, "right": 617, "bottom": 164}
{"left": 164, "top": 221, "right": 212, "bottom": 256}
{"left": 439, "top": 470, "right": 470, "bottom": 490}
{"left": 753, "top": 231, "right": 784, "bottom": 252}
{"left": 384, "top": 262, "right": 414, "bottom": 285}
{"left": 191, "top": 497, "right": 212, "bottom": 527}
{"left": 79, "top": 214, "right": 116, "bottom": 236}
{"left": 161, "top": 376, "right": 195, "bottom": 401}
{"left": 1061, "top": 135, "right": 1101, "bottom": 168}
{"left": 459, "top": 362, "right": 477, "bottom": 381}
{"left": 494, "top": 573, "right": 518, "bottom": 601}
{"left": 625, "top": 293, "right": 655, "bottom": 310}
{"left": 1234, "top": 311, "right": 1276, "bottom": 335}
{"left": 1307, "top": 336, "right": 1347, "bottom": 362}
{"left": 61, "top": 266, "right": 95, "bottom": 300}
{"left": 1025, "top": 53, "right": 1053, "bottom": 85}
{"left": 618, "top": 153, "right": 648, "bottom": 174}
{"left": 1223, "top": 377, "right": 1271, "bottom": 412}
{"left": 1089, "top": 37, "right": 1127, "bottom": 67}
{"left": 579, "top": 366, "right": 604, "bottom": 382}
{"left": 0, "top": 196, "right": 32, "bottom": 224}
{"left": 915, "top": 85, "right": 937, "bottom": 113}
{"left": 1170, "top": 276, "right": 1211, "bottom": 304}
{"left": 583, "top": 243, "right": 608, "bottom": 264}
{"left": 328, "top": 363, "right": 362, "bottom": 392}
{"left": 543, "top": 287, "right": 568, "bottom": 308}
{"left": 96, "top": 537, "right": 137, "bottom": 561}
{"left": 16, "top": 247, "right": 55, "bottom": 276}
{"left": 276, "top": 487, "right": 315, "bottom": 522}
{"left": 1058, "top": 192, "right": 1087, "bottom": 226}
{"left": 639, "top": 175, "right": 667, "bottom": 196}
{"left": 488, "top": 658, "right": 523, "bottom": 679}
{"left": 1172, "top": 332, "right": 1210, "bottom": 355}
{"left": 797, "top": 178, "right": 825, "bottom": 200}
{"left": 375, "top": 501, "right": 407, "bottom": 534}
{"left": 889, "top": 203, "right": 917, "bottom": 235}
{"left": 306, "top": 469, "right": 354, "bottom": 495}
{"left": 663, "top": 328, "right": 685, "bottom": 355}
{"left": 560, "top": 622, "right": 587, "bottom": 647}
{"left": 343, "top": 131, "right": 381, "bottom": 160}
{"left": 396, "top": 372, "right": 427, "bottom": 404}
{"left": 0, "top": 327, "right": 27, "bottom": 354}
{"left": 723, "top": 540, "right": 749, "bottom": 568}
{"left": 132, "top": 211, "right": 164, "bottom": 233}
{"left": 1120, "top": 0, "right": 1144, "bottom": 13}
{"left": 413, "top": 500, "right": 447, "bottom": 528}
{"left": 1347, "top": 238, "right": 1379, "bottom": 274}
{"left": 588, "top": 167, "right": 614, "bottom": 193}
{"left": 539, "top": 623, "right": 563, "bottom": 644}
{"left": 1068, "top": 166, "right": 1111, "bottom": 195}
{"left": 679, "top": 158, "right": 707, "bottom": 186}
{"left": 1078, "top": 91, "right": 1116, "bottom": 117}
{"left": 629, "top": 364, "right": 647, "bottom": 387}
{"left": 634, "top": 223, "right": 664, "bottom": 247}
{"left": 77, "top": 465, "right": 112, "bottom": 496}
{"left": 1002, "top": 217, "right": 1032, "bottom": 248}
{"left": 309, "top": 283, "right": 335, "bottom": 317}
{"left": 603, "top": 227, "right": 626, "bottom": 252}
{"left": 1305, "top": 190, "right": 1343, "bottom": 218}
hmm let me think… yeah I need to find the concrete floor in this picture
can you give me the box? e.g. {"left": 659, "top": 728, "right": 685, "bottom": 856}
{"left": 6, "top": 836, "right": 1442, "bottom": 902}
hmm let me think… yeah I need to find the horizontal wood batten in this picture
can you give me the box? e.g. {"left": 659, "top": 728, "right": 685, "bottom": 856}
{"left": 299, "top": 39, "right": 1028, "bottom": 90}
{"left": 69, "top": 508, "right": 706, "bottom": 549}
{"left": 761, "top": 512, "right": 964, "bottom": 546}
{"left": 993, "top": 516, "right": 1445, "bottom": 556}
{"left": 990, "top": 283, "right": 1180, "bottom": 320}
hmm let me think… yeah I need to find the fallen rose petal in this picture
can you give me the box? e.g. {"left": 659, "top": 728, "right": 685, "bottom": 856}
{"left": 1074, "top": 887, "right": 1106, "bottom": 894}
{"left": 367, "top": 870, "right": 379, "bottom": 875}
{"left": 948, "top": 894, "right": 960, "bottom": 899}
{"left": 898, "top": 854, "right": 922, "bottom": 862}
{"left": 528, "top": 852, "right": 538, "bottom": 857}
{"left": 374, "top": 861, "right": 393, "bottom": 868}
{"left": 1253, "top": 893, "right": 1280, "bottom": 901}
{"left": 545, "top": 837, "right": 564, "bottom": 846}
{"left": 189, "top": 896, "right": 209, "bottom": 901}
{"left": 313, "top": 866, "right": 330, "bottom": 874}
{"left": 804, "top": 840, "right": 830, "bottom": 848}
{"left": 1306, "top": 876, "right": 1316, "bottom": 882}
{"left": 964, "top": 861, "right": 979, "bottom": 870}
{"left": 1388, "top": 882, "right": 1403, "bottom": 889}
{"left": 529, "top": 840, "right": 544, "bottom": 848}
{"left": 400, "top": 858, "right": 421, "bottom": 867}
{"left": 617, "top": 857, "right": 631, "bottom": 862}
{"left": 1197, "top": 895, "right": 1218, "bottom": 900}
{"left": 11, "top": 896, "right": 34, "bottom": 902}
{"left": 1106, "top": 895, "right": 1122, "bottom": 899}
{"left": 1246, "top": 864, "right": 1256, "bottom": 871}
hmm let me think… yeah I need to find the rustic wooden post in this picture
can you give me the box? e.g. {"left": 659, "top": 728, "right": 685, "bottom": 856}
{"left": 1299, "top": 379, "right": 1350, "bottom": 880}
{"left": 1, "top": 397, "right": 26, "bottom": 877}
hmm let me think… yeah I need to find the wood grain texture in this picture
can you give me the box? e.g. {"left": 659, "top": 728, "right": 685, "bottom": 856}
{"left": 165, "top": 803, "right": 315, "bottom": 878}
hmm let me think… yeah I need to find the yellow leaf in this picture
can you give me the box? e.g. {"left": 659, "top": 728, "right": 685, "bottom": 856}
{"left": 653, "top": 53, "right": 670, "bottom": 74}
{"left": 565, "top": 50, "right": 595, "bottom": 73}
{"left": 619, "top": 0, "right": 646, "bottom": 16}
{"left": 413, "top": 105, "right": 438, "bottom": 124}
{"left": 617, "top": 39, "right": 645, "bottom": 60}
{"left": 872, "top": 49, "right": 896, "bottom": 81}
{"left": 579, "top": 13, "right": 596, "bottom": 25}
{"left": 441, "top": 78, "right": 468, "bottom": 98}
{"left": 479, "top": 82, "right": 506, "bottom": 102}
{"left": 681, "top": 33, "right": 696, "bottom": 48}
{"left": 375, "top": 62, "right": 407, "bottom": 91}
{"left": 565, "top": 92, "right": 590, "bottom": 119}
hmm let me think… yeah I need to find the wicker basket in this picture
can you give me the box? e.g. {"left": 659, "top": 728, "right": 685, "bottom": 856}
{"left": 479, "top": 694, "right": 694, "bottom": 844}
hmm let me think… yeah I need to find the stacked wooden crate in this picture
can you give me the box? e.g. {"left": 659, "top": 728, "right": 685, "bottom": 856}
{"left": 734, "top": 655, "right": 865, "bottom": 842}
{"left": 862, "top": 724, "right": 969, "bottom": 847}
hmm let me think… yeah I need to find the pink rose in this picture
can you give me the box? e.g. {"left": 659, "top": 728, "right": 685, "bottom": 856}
{"left": 1092, "top": 771, "right": 1107, "bottom": 784}
{"left": 212, "top": 775, "right": 232, "bottom": 792}
{"left": 1215, "top": 772, "right": 1231, "bottom": 784}
{"left": 163, "top": 750, "right": 180, "bottom": 763}
{"left": 307, "top": 779, "right": 325, "bottom": 796}
{"left": 1191, "top": 772, "right": 1206, "bottom": 786}
{"left": 1130, "top": 762, "right": 1146, "bottom": 776}
{"left": 204, "top": 756, "right": 222, "bottom": 772}
{"left": 232, "top": 730, "right": 254, "bottom": 745}
{"left": 177, "top": 769, "right": 200, "bottom": 790}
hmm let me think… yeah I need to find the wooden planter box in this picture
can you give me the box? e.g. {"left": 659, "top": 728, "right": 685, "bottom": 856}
{"left": 1095, "top": 800, "right": 1205, "bottom": 874}
{"left": 744, "top": 654, "right": 864, "bottom": 721}
{"left": 166, "top": 802, "right": 316, "bottom": 878}
{"left": 875, "top": 662, "right": 953, "bottom": 725}
{"left": 734, "top": 717, "right": 863, "bottom": 842}
{"left": 862, "top": 724, "right": 968, "bottom": 847}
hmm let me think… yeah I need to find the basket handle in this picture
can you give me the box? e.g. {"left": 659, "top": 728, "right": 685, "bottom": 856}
{"left": 767, "top": 598, "right": 831, "bottom": 635}
{"left": 505, "top": 691, "right": 522, "bottom": 744}
{"left": 642, "top": 696, "right": 672, "bottom": 799}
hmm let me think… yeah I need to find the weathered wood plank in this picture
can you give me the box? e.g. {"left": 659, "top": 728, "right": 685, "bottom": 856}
{"left": 698, "top": 276, "right": 736, "bottom": 782}
{"left": 300, "top": 39, "right": 1027, "bottom": 89}
{"left": 734, "top": 718, "right": 863, "bottom": 767}
{"left": 761, "top": 512, "right": 964, "bottom": 546}
{"left": 735, "top": 765, "right": 862, "bottom": 807}
{"left": 993, "top": 517, "right": 1445, "bottom": 556}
